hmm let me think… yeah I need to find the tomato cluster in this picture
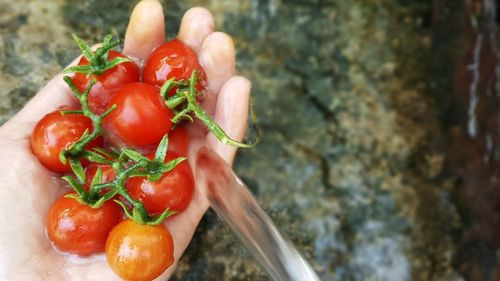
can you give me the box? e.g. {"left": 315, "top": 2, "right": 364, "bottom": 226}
{"left": 30, "top": 36, "right": 205, "bottom": 280}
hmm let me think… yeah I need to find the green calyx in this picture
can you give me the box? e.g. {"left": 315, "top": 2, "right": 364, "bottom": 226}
{"left": 63, "top": 34, "right": 131, "bottom": 76}
{"left": 56, "top": 33, "right": 185, "bottom": 225}
{"left": 59, "top": 75, "right": 180, "bottom": 224}
{"left": 59, "top": 77, "right": 115, "bottom": 168}
{"left": 57, "top": 33, "right": 259, "bottom": 226}
{"left": 101, "top": 134, "right": 182, "bottom": 224}
{"left": 62, "top": 133, "right": 181, "bottom": 225}
{"left": 114, "top": 200, "right": 175, "bottom": 226}
{"left": 164, "top": 70, "right": 261, "bottom": 148}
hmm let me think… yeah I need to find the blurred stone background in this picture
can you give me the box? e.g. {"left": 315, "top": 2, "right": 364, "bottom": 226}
{"left": 2, "top": 0, "right": 500, "bottom": 280}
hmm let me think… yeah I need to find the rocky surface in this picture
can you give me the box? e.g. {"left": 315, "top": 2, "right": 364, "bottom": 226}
{"left": 1, "top": 0, "right": 499, "bottom": 280}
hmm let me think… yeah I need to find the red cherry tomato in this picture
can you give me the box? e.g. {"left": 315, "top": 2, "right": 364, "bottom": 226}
{"left": 84, "top": 164, "right": 117, "bottom": 192}
{"left": 143, "top": 39, "right": 205, "bottom": 94}
{"left": 71, "top": 50, "right": 139, "bottom": 114}
{"left": 126, "top": 151, "right": 194, "bottom": 215}
{"left": 46, "top": 194, "right": 122, "bottom": 256}
{"left": 103, "top": 83, "right": 174, "bottom": 148}
{"left": 167, "top": 125, "right": 190, "bottom": 156}
{"left": 31, "top": 110, "right": 102, "bottom": 173}
{"left": 105, "top": 219, "right": 174, "bottom": 281}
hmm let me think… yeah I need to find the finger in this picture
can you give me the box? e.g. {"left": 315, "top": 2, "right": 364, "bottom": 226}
{"left": 157, "top": 77, "right": 251, "bottom": 280}
{"left": 199, "top": 32, "right": 236, "bottom": 95}
{"left": 159, "top": 178, "right": 210, "bottom": 279}
{"left": 206, "top": 76, "right": 251, "bottom": 165}
{"left": 177, "top": 7, "right": 214, "bottom": 53}
{"left": 123, "top": 0, "right": 165, "bottom": 60}
{"left": 197, "top": 32, "right": 236, "bottom": 117}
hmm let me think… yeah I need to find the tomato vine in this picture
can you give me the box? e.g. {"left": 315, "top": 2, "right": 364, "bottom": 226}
{"left": 42, "top": 34, "right": 258, "bottom": 226}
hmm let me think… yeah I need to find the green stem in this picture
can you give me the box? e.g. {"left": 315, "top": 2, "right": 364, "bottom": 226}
{"left": 165, "top": 94, "right": 187, "bottom": 109}
{"left": 81, "top": 150, "right": 114, "bottom": 165}
{"left": 92, "top": 39, "right": 120, "bottom": 66}
{"left": 60, "top": 109, "right": 84, "bottom": 115}
{"left": 92, "top": 182, "right": 115, "bottom": 191}
{"left": 171, "top": 107, "right": 192, "bottom": 124}
{"left": 64, "top": 34, "right": 130, "bottom": 76}
{"left": 112, "top": 161, "right": 152, "bottom": 222}
{"left": 183, "top": 71, "right": 257, "bottom": 148}
{"left": 62, "top": 77, "right": 115, "bottom": 159}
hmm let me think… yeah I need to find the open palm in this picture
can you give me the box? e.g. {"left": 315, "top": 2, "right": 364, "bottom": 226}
{"left": 0, "top": 1, "right": 250, "bottom": 280}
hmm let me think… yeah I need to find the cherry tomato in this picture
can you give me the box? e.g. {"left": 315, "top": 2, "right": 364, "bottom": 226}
{"left": 143, "top": 39, "right": 205, "bottom": 94}
{"left": 105, "top": 219, "right": 174, "bottom": 281}
{"left": 84, "top": 164, "right": 117, "bottom": 192}
{"left": 126, "top": 151, "right": 194, "bottom": 215}
{"left": 167, "top": 125, "right": 190, "bottom": 156}
{"left": 103, "top": 83, "right": 174, "bottom": 148}
{"left": 31, "top": 110, "right": 101, "bottom": 173}
{"left": 71, "top": 50, "right": 139, "bottom": 114}
{"left": 46, "top": 193, "right": 122, "bottom": 256}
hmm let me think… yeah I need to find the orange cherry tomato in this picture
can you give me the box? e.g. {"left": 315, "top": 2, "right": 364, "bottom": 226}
{"left": 105, "top": 219, "right": 174, "bottom": 281}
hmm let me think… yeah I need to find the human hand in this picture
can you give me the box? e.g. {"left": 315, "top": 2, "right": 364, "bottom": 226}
{"left": 0, "top": 0, "right": 250, "bottom": 280}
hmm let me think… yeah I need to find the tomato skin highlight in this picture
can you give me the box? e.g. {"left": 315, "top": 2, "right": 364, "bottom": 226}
{"left": 31, "top": 110, "right": 101, "bottom": 173}
{"left": 46, "top": 194, "right": 122, "bottom": 256}
{"left": 143, "top": 39, "right": 204, "bottom": 94}
{"left": 127, "top": 151, "right": 194, "bottom": 215}
{"left": 103, "top": 83, "right": 174, "bottom": 148}
{"left": 105, "top": 220, "right": 174, "bottom": 281}
{"left": 71, "top": 50, "right": 139, "bottom": 115}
